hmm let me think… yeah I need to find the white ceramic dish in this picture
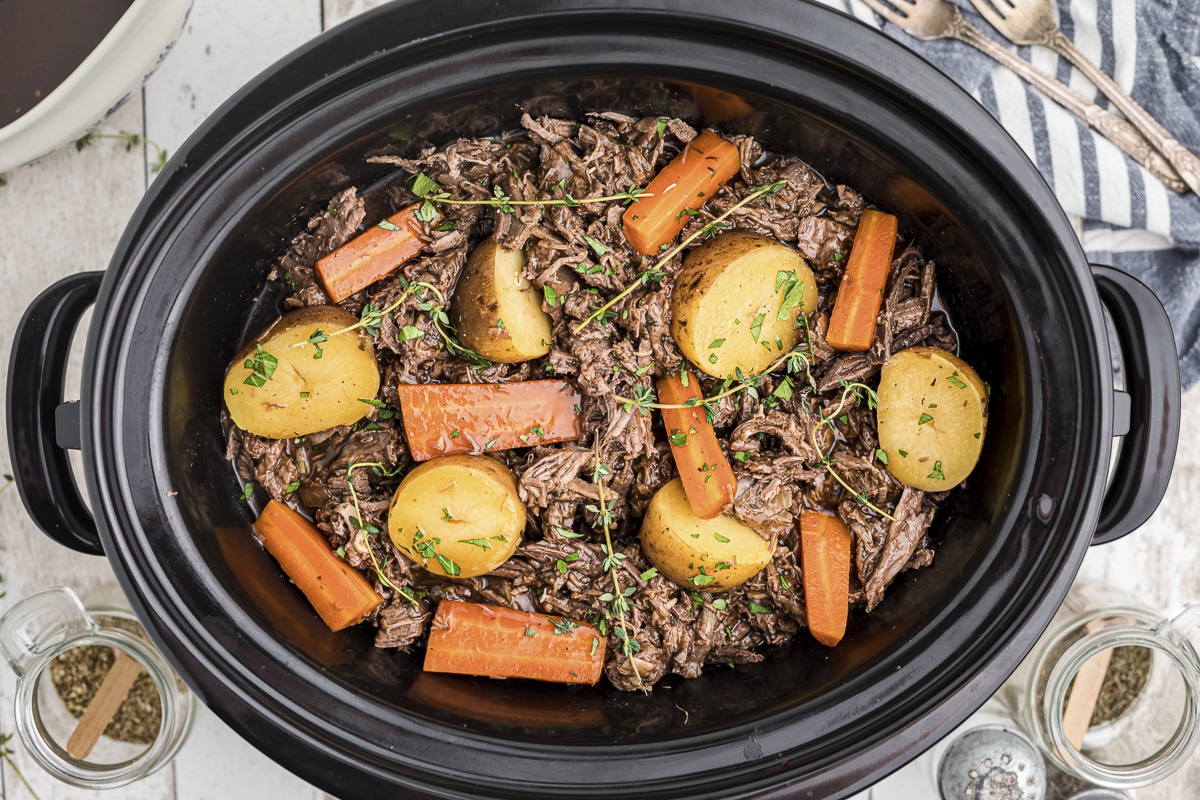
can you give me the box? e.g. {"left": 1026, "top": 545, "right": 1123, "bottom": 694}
{"left": 0, "top": 0, "right": 193, "bottom": 173}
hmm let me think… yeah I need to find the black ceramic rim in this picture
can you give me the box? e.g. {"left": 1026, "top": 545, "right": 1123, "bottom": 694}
{"left": 80, "top": 1, "right": 1109, "bottom": 798}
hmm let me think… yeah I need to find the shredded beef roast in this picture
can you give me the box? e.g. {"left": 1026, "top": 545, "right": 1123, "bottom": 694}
{"left": 228, "top": 112, "right": 962, "bottom": 691}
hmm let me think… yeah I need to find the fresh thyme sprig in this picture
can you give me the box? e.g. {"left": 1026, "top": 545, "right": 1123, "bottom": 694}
{"left": 613, "top": 338, "right": 814, "bottom": 421}
{"left": 807, "top": 381, "right": 896, "bottom": 521}
{"left": 410, "top": 171, "right": 651, "bottom": 223}
{"left": 0, "top": 731, "right": 41, "bottom": 800}
{"left": 572, "top": 179, "right": 789, "bottom": 334}
{"left": 589, "top": 439, "right": 644, "bottom": 691}
{"left": 75, "top": 130, "right": 169, "bottom": 174}
{"left": 343, "top": 461, "right": 424, "bottom": 607}
{"left": 288, "top": 279, "right": 491, "bottom": 368}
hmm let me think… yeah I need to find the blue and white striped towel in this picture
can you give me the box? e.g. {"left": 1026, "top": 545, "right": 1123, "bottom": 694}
{"left": 819, "top": 0, "right": 1200, "bottom": 386}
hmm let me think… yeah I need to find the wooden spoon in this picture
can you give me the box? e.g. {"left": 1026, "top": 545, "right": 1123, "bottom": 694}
{"left": 66, "top": 649, "right": 144, "bottom": 760}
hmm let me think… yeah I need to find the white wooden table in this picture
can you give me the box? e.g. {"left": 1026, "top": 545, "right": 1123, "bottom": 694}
{"left": 0, "top": 1, "right": 1197, "bottom": 798}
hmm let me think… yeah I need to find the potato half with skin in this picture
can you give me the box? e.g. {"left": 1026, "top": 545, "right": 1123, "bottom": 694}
{"left": 639, "top": 478, "right": 774, "bottom": 592}
{"left": 388, "top": 454, "right": 524, "bottom": 578}
{"left": 671, "top": 230, "right": 818, "bottom": 378}
{"left": 224, "top": 306, "right": 380, "bottom": 439}
{"left": 451, "top": 238, "right": 552, "bottom": 363}
{"left": 877, "top": 347, "right": 988, "bottom": 491}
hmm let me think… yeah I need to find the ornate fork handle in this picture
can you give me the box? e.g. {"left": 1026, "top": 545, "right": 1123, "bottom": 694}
{"left": 949, "top": 18, "right": 1187, "bottom": 193}
{"left": 1043, "top": 29, "right": 1200, "bottom": 194}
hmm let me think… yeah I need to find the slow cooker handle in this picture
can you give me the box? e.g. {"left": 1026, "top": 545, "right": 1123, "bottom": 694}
{"left": 6, "top": 272, "right": 104, "bottom": 556}
{"left": 1091, "top": 264, "right": 1181, "bottom": 545}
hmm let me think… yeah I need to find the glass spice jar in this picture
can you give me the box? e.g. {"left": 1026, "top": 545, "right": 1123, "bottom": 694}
{"left": 0, "top": 586, "right": 194, "bottom": 789}
{"left": 1001, "top": 584, "right": 1200, "bottom": 790}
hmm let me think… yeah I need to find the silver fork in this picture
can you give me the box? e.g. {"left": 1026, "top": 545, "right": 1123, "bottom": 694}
{"left": 859, "top": 0, "right": 1186, "bottom": 193}
{"left": 968, "top": 0, "right": 1200, "bottom": 194}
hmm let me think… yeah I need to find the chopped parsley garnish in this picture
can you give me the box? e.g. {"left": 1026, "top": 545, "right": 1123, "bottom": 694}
{"left": 284, "top": 481, "right": 300, "bottom": 494}
{"left": 377, "top": 219, "right": 402, "bottom": 231}
{"left": 750, "top": 313, "right": 766, "bottom": 343}
{"left": 713, "top": 532, "right": 731, "bottom": 543}
{"left": 712, "top": 598, "right": 727, "bottom": 610}
{"left": 689, "top": 569, "right": 715, "bottom": 587}
{"left": 449, "top": 429, "right": 460, "bottom": 439}
{"left": 543, "top": 285, "right": 558, "bottom": 308}
{"left": 525, "top": 626, "right": 537, "bottom": 637}
{"left": 875, "top": 448, "right": 889, "bottom": 465}
{"left": 748, "top": 602, "right": 773, "bottom": 615}
{"left": 583, "top": 235, "right": 609, "bottom": 256}
{"left": 918, "top": 413, "right": 934, "bottom": 425}
{"left": 708, "top": 338, "right": 725, "bottom": 349}
{"left": 239, "top": 482, "right": 255, "bottom": 501}
{"left": 459, "top": 538, "right": 492, "bottom": 549}
{"left": 243, "top": 345, "right": 278, "bottom": 387}
{"left": 669, "top": 430, "right": 688, "bottom": 447}
{"left": 398, "top": 325, "right": 424, "bottom": 343}
{"left": 733, "top": 451, "right": 750, "bottom": 463}
{"left": 928, "top": 460, "right": 946, "bottom": 481}
{"left": 947, "top": 372, "right": 968, "bottom": 389}
{"left": 898, "top": 449, "right": 909, "bottom": 458}
{"left": 640, "top": 567, "right": 659, "bottom": 581}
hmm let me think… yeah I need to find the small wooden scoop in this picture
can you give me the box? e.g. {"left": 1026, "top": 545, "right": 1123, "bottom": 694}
{"left": 66, "top": 650, "right": 144, "bottom": 760}
{"left": 1062, "top": 616, "right": 1129, "bottom": 750}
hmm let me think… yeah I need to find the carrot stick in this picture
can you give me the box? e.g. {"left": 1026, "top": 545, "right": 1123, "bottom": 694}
{"left": 254, "top": 500, "right": 382, "bottom": 631}
{"left": 622, "top": 130, "right": 741, "bottom": 256}
{"left": 315, "top": 202, "right": 440, "bottom": 303}
{"left": 799, "top": 509, "right": 852, "bottom": 647}
{"left": 656, "top": 368, "right": 737, "bottom": 519}
{"left": 423, "top": 600, "right": 606, "bottom": 685}
{"left": 396, "top": 380, "right": 582, "bottom": 462}
{"left": 826, "top": 209, "right": 898, "bottom": 352}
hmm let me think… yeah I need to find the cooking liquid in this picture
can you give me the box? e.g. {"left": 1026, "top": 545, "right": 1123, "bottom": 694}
{"left": 0, "top": 0, "right": 134, "bottom": 128}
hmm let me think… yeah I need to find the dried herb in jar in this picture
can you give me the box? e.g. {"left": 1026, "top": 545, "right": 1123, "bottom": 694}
{"left": 1060, "top": 644, "right": 1152, "bottom": 727}
{"left": 49, "top": 615, "right": 162, "bottom": 746}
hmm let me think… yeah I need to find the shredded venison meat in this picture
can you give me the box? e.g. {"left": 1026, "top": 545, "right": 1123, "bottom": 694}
{"left": 227, "top": 111, "right": 962, "bottom": 691}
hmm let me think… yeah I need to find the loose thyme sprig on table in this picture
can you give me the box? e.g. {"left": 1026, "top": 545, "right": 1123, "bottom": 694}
{"left": 75, "top": 130, "right": 169, "bottom": 174}
{"left": 0, "top": 731, "right": 41, "bottom": 800}
{"left": 589, "top": 439, "right": 645, "bottom": 691}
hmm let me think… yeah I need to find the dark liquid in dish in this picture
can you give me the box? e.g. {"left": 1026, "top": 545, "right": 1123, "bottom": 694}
{"left": 0, "top": 0, "right": 135, "bottom": 129}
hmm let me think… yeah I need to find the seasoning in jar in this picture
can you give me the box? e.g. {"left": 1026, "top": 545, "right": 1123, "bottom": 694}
{"left": 48, "top": 615, "right": 163, "bottom": 746}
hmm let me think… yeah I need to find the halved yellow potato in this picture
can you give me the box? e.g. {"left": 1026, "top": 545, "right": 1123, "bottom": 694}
{"left": 450, "top": 238, "right": 552, "bottom": 363}
{"left": 224, "top": 306, "right": 380, "bottom": 439}
{"left": 639, "top": 477, "right": 774, "bottom": 592}
{"left": 671, "top": 230, "right": 818, "bottom": 378}
{"left": 388, "top": 454, "right": 524, "bottom": 578}
{"left": 876, "top": 347, "right": 988, "bottom": 491}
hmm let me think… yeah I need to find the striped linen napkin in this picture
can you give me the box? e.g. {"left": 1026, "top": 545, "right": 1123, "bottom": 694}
{"left": 816, "top": 0, "right": 1200, "bottom": 386}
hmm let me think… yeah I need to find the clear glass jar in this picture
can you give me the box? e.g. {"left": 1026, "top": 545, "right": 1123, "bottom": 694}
{"left": 0, "top": 586, "right": 194, "bottom": 789}
{"left": 1002, "top": 584, "right": 1200, "bottom": 790}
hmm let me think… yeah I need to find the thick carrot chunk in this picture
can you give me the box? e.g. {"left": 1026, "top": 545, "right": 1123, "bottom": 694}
{"left": 424, "top": 601, "right": 606, "bottom": 685}
{"left": 622, "top": 130, "right": 741, "bottom": 256}
{"left": 315, "top": 202, "right": 438, "bottom": 303}
{"left": 254, "top": 500, "right": 382, "bottom": 632}
{"left": 395, "top": 380, "right": 581, "bottom": 461}
{"left": 799, "top": 509, "right": 852, "bottom": 647}
{"left": 656, "top": 368, "right": 737, "bottom": 518}
{"left": 827, "top": 209, "right": 898, "bottom": 352}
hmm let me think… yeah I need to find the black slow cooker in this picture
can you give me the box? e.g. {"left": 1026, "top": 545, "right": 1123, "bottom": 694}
{"left": 6, "top": 1, "right": 1181, "bottom": 797}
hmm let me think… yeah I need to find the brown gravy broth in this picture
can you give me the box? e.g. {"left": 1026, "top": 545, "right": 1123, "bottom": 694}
{"left": 0, "top": 0, "right": 134, "bottom": 128}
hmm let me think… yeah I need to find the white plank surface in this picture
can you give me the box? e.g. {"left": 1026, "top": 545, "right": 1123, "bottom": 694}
{"left": 1, "top": 0, "right": 1197, "bottom": 798}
